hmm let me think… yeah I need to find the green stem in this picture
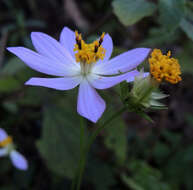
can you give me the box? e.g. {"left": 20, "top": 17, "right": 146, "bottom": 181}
{"left": 71, "top": 116, "right": 86, "bottom": 190}
{"left": 76, "top": 106, "right": 127, "bottom": 190}
{"left": 88, "top": 107, "right": 127, "bottom": 150}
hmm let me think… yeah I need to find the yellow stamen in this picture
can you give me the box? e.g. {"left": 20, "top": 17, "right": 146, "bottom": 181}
{"left": 74, "top": 31, "right": 106, "bottom": 64}
{"left": 0, "top": 136, "right": 12, "bottom": 147}
{"left": 149, "top": 49, "right": 182, "bottom": 84}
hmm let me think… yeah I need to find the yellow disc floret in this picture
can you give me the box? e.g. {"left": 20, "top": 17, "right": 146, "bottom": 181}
{"left": 0, "top": 136, "right": 12, "bottom": 147}
{"left": 74, "top": 31, "right": 106, "bottom": 64}
{"left": 149, "top": 49, "right": 182, "bottom": 84}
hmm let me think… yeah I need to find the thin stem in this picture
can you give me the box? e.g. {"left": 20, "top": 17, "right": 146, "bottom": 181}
{"left": 88, "top": 107, "right": 127, "bottom": 149}
{"left": 76, "top": 148, "right": 86, "bottom": 190}
{"left": 71, "top": 116, "right": 86, "bottom": 190}
{"left": 76, "top": 106, "right": 127, "bottom": 190}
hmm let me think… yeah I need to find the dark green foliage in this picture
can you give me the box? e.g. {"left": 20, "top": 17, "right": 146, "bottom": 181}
{"left": 37, "top": 103, "right": 82, "bottom": 179}
{"left": 0, "top": 0, "right": 193, "bottom": 189}
{"left": 112, "top": 0, "right": 156, "bottom": 26}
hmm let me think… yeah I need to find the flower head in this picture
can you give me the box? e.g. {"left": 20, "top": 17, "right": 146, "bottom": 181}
{"left": 130, "top": 72, "right": 167, "bottom": 110}
{"left": 120, "top": 70, "right": 168, "bottom": 123}
{"left": 74, "top": 31, "right": 106, "bottom": 64}
{"left": 7, "top": 27, "right": 150, "bottom": 122}
{"left": 0, "top": 128, "right": 28, "bottom": 170}
{"left": 149, "top": 49, "right": 181, "bottom": 84}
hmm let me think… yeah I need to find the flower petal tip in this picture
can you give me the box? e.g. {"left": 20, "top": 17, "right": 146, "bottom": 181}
{"left": 31, "top": 31, "right": 44, "bottom": 40}
{"left": 138, "top": 47, "right": 151, "bottom": 54}
{"left": 78, "top": 109, "right": 105, "bottom": 123}
{"left": 6, "top": 47, "right": 27, "bottom": 56}
{"left": 10, "top": 150, "right": 28, "bottom": 171}
{"left": 24, "top": 78, "right": 33, "bottom": 86}
{"left": 6, "top": 47, "right": 18, "bottom": 53}
{"left": 77, "top": 101, "right": 106, "bottom": 123}
{"left": 77, "top": 81, "right": 106, "bottom": 123}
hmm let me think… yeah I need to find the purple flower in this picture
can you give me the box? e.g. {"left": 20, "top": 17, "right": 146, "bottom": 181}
{"left": 7, "top": 27, "right": 150, "bottom": 122}
{"left": 0, "top": 128, "right": 28, "bottom": 170}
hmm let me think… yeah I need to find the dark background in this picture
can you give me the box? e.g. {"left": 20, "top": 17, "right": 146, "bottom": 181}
{"left": 0, "top": 0, "right": 193, "bottom": 189}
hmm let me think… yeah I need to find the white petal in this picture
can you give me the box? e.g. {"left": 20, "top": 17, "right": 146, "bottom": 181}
{"left": 93, "top": 48, "right": 151, "bottom": 75}
{"left": 0, "top": 128, "right": 8, "bottom": 142}
{"left": 60, "top": 27, "right": 76, "bottom": 59}
{"left": 88, "top": 72, "right": 129, "bottom": 90}
{"left": 7, "top": 47, "right": 80, "bottom": 77}
{"left": 77, "top": 80, "right": 106, "bottom": 123}
{"left": 10, "top": 150, "right": 28, "bottom": 170}
{"left": 31, "top": 32, "right": 76, "bottom": 66}
{"left": 25, "top": 76, "right": 82, "bottom": 90}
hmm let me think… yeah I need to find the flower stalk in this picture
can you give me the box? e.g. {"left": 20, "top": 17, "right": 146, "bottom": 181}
{"left": 75, "top": 106, "right": 127, "bottom": 190}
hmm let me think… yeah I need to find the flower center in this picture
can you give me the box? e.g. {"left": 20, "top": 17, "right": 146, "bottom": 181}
{"left": 149, "top": 49, "right": 182, "bottom": 84}
{"left": 0, "top": 136, "right": 12, "bottom": 147}
{"left": 74, "top": 31, "right": 106, "bottom": 65}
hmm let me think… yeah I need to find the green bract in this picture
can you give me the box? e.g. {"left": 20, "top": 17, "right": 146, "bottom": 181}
{"left": 120, "top": 72, "right": 168, "bottom": 120}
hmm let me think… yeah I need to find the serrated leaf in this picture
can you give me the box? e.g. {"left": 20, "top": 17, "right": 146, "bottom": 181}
{"left": 112, "top": 0, "right": 156, "bottom": 26}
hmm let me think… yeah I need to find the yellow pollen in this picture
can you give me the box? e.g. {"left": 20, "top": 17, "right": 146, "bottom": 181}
{"left": 74, "top": 31, "right": 106, "bottom": 64}
{"left": 149, "top": 49, "right": 182, "bottom": 84}
{"left": 0, "top": 136, "right": 12, "bottom": 147}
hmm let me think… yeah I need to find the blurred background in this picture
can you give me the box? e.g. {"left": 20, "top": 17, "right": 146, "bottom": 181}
{"left": 0, "top": 0, "right": 193, "bottom": 189}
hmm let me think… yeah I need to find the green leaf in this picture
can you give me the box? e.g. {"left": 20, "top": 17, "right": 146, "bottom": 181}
{"left": 112, "top": 0, "right": 156, "bottom": 26}
{"left": 141, "top": 28, "right": 179, "bottom": 46}
{"left": 123, "top": 160, "right": 172, "bottom": 190}
{"left": 142, "top": 0, "right": 185, "bottom": 46}
{"left": 176, "top": 41, "right": 193, "bottom": 74}
{"left": 180, "top": 18, "right": 193, "bottom": 41}
{"left": 37, "top": 102, "right": 88, "bottom": 179}
{"left": 158, "top": 0, "right": 185, "bottom": 31}
{"left": 121, "top": 174, "right": 144, "bottom": 190}
{"left": 104, "top": 117, "right": 127, "bottom": 165}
